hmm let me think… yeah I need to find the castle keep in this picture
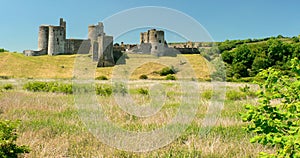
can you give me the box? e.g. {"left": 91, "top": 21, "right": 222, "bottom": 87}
{"left": 139, "top": 29, "right": 168, "bottom": 55}
{"left": 23, "top": 18, "right": 114, "bottom": 67}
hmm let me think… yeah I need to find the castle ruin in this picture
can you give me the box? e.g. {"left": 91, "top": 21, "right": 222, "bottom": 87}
{"left": 127, "top": 29, "right": 177, "bottom": 56}
{"left": 139, "top": 29, "right": 168, "bottom": 55}
{"left": 23, "top": 18, "right": 115, "bottom": 67}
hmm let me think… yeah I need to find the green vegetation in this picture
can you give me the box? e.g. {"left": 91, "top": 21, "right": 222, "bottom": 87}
{"left": 201, "top": 85, "right": 256, "bottom": 101}
{"left": 165, "top": 74, "right": 176, "bottom": 80}
{"left": 137, "top": 87, "right": 149, "bottom": 95}
{"left": 139, "top": 74, "right": 148, "bottom": 79}
{"left": 1, "top": 84, "right": 13, "bottom": 91}
{"left": 95, "top": 84, "right": 112, "bottom": 96}
{"left": 158, "top": 66, "right": 177, "bottom": 76}
{"left": 23, "top": 81, "right": 73, "bottom": 94}
{"left": 0, "top": 48, "right": 8, "bottom": 52}
{"left": 241, "top": 58, "right": 300, "bottom": 157}
{"left": 219, "top": 36, "right": 300, "bottom": 81}
{"left": 95, "top": 75, "right": 108, "bottom": 80}
{"left": 0, "top": 119, "right": 30, "bottom": 157}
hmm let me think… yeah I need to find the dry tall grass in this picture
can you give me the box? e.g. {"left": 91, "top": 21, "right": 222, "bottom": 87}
{"left": 0, "top": 53, "right": 210, "bottom": 80}
{"left": 0, "top": 81, "right": 275, "bottom": 157}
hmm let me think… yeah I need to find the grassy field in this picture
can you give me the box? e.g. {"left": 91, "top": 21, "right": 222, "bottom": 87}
{"left": 0, "top": 80, "right": 275, "bottom": 157}
{"left": 0, "top": 52, "right": 210, "bottom": 80}
{"left": 0, "top": 52, "right": 276, "bottom": 157}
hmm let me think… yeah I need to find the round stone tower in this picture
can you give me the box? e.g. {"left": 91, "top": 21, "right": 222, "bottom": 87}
{"left": 149, "top": 29, "right": 157, "bottom": 43}
{"left": 88, "top": 25, "right": 97, "bottom": 41}
{"left": 48, "top": 26, "right": 54, "bottom": 55}
{"left": 88, "top": 22, "right": 104, "bottom": 41}
{"left": 148, "top": 29, "right": 165, "bottom": 54}
{"left": 38, "top": 26, "right": 49, "bottom": 53}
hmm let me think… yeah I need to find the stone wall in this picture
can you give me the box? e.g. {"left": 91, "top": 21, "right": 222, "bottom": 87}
{"left": 97, "top": 35, "right": 114, "bottom": 67}
{"left": 65, "top": 39, "right": 85, "bottom": 54}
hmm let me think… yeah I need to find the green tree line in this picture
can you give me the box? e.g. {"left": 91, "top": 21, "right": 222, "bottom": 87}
{"left": 220, "top": 36, "right": 300, "bottom": 80}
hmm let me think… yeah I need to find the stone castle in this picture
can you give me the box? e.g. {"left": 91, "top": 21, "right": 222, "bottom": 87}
{"left": 23, "top": 18, "right": 114, "bottom": 67}
{"left": 127, "top": 29, "right": 179, "bottom": 56}
{"left": 139, "top": 29, "right": 167, "bottom": 54}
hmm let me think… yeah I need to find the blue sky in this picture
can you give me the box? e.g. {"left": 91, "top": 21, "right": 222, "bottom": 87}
{"left": 0, "top": 0, "right": 300, "bottom": 52}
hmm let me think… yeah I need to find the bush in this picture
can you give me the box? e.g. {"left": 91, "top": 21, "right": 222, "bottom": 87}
{"left": 159, "top": 66, "right": 177, "bottom": 76}
{"left": 0, "top": 48, "right": 8, "bottom": 52}
{"left": 23, "top": 81, "right": 72, "bottom": 94}
{"left": 226, "top": 90, "right": 246, "bottom": 100}
{"left": 201, "top": 90, "right": 212, "bottom": 100}
{"left": 137, "top": 88, "right": 149, "bottom": 95}
{"left": 165, "top": 74, "right": 176, "bottom": 80}
{"left": 95, "top": 84, "right": 112, "bottom": 96}
{"left": 241, "top": 58, "right": 300, "bottom": 157}
{"left": 96, "top": 75, "right": 108, "bottom": 80}
{"left": 139, "top": 74, "right": 148, "bottom": 80}
{"left": 0, "top": 76, "right": 11, "bottom": 80}
{"left": 2, "top": 84, "right": 13, "bottom": 90}
{"left": 0, "top": 120, "right": 30, "bottom": 157}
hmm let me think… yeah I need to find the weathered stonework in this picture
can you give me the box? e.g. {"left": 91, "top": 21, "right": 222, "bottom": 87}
{"left": 128, "top": 29, "right": 177, "bottom": 56}
{"left": 140, "top": 29, "right": 167, "bottom": 55}
{"left": 23, "top": 18, "right": 115, "bottom": 67}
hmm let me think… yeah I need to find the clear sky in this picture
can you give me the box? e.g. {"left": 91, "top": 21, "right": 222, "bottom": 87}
{"left": 0, "top": 0, "right": 299, "bottom": 52}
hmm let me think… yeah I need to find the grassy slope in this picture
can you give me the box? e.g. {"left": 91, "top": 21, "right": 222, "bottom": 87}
{"left": 0, "top": 52, "right": 210, "bottom": 80}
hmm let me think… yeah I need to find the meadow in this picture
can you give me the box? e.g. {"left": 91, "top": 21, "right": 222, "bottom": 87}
{"left": 0, "top": 52, "right": 276, "bottom": 157}
{"left": 0, "top": 79, "right": 276, "bottom": 157}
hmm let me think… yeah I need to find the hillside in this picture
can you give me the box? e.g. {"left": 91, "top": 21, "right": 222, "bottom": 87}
{"left": 0, "top": 52, "right": 210, "bottom": 80}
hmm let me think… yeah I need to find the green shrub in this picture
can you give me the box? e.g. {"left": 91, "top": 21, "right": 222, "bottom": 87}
{"left": 226, "top": 90, "right": 246, "bottom": 100}
{"left": 96, "top": 75, "right": 108, "bottom": 80}
{"left": 0, "top": 120, "right": 30, "bottom": 157}
{"left": 241, "top": 58, "right": 300, "bottom": 157}
{"left": 159, "top": 66, "right": 177, "bottom": 76}
{"left": 201, "top": 90, "right": 212, "bottom": 100}
{"left": 165, "top": 74, "right": 176, "bottom": 80}
{"left": 239, "top": 85, "right": 257, "bottom": 98}
{"left": 139, "top": 74, "right": 148, "bottom": 80}
{"left": 0, "top": 48, "right": 8, "bottom": 52}
{"left": 137, "top": 88, "right": 149, "bottom": 95}
{"left": 0, "top": 76, "right": 11, "bottom": 80}
{"left": 96, "top": 84, "right": 112, "bottom": 96}
{"left": 23, "top": 81, "right": 72, "bottom": 94}
{"left": 2, "top": 84, "right": 13, "bottom": 90}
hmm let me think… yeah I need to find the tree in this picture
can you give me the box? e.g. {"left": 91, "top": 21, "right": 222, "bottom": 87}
{"left": 241, "top": 58, "right": 300, "bottom": 157}
{"left": 221, "top": 50, "right": 234, "bottom": 64}
{"left": 0, "top": 120, "right": 30, "bottom": 157}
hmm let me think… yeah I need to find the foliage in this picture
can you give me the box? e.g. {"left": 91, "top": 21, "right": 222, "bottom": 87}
{"left": 0, "top": 48, "right": 8, "bottom": 53}
{"left": 95, "top": 84, "right": 112, "bottom": 96}
{"left": 1, "top": 84, "right": 13, "bottom": 91}
{"left": 158, "top": 66, "right": 177, "bottom": 76}
{"left": 201, "top": 90, "right": 212, "bottom": 100}
{"left": 0, "top": 76, "right": 11, "bottom": 80}
{"left": 23, "top": 81, "right": 72, "bottom": 94}
{"left": 210, "top": 57, "right": 226, "bottom": 81}
{"left": 220, "top": 37, "right": 300, "bottom": 79}
{"left": 137, "top": 88, "right": 149, "bottom": 95}
{"left": 139, "top": 74, "right": 148, "bottom": 80}
{"left": 226, "top": 90, "right": 247, "bottom": 100}
{"left": 95, "top": 75, "right": 108, "bottom": 80}
{"left": 165, "top": 74, "right": 176, "bottom": 80}
{"left": 0, "top": 120, "right": 30, "bottom": 157}
{"left": 241, "top": 58, "right": 300, "bottom": 157}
